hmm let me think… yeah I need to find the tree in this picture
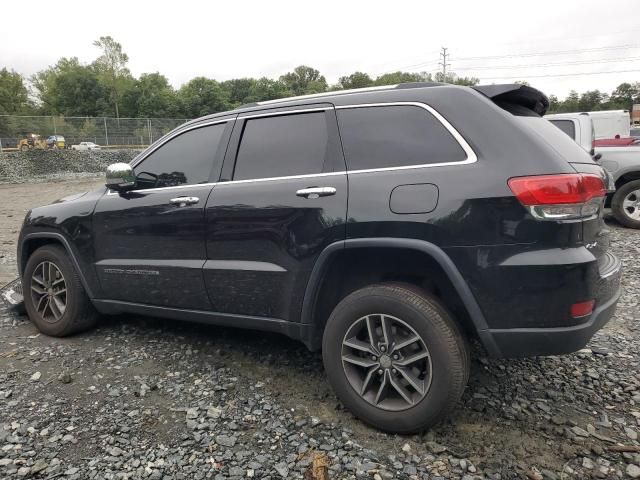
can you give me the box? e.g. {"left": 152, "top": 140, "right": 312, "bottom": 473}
{"left": 0, "top": 68, "right": 31, "bottom": 114}
{"left": 578, "top": 90, "right": 607, "bottom": 112}
{"left": 338, "top": 72, "right": 373, "bottom": 90}
{"left": 374, "top": 71, "right": 432, "bottom": 86}
{"left": 547, "top": 94, "right": 560, "bottom": 113}
{"left": 434, "top": 72, "right": 479, "bottom": 86}
{"left": 177, "top": 77, "right": 230, "bottom": 117}
{"left": 245, "top": 77, "right": 291, "bottom": 103}
{"left": 122, "top": 73, "right": 178, "bottom": 117}
{"left": 280, "top": 66, "right": 327, "bottom": 95}
{"left": 610, "top": 82, "right": 640, "bottom": 111}
{"left": 32, "top": 58, "right": 109, "bottom": 116}
{"left": 221, "top": 78, "right": 256, "bottom": 106}
{"left": 92, "top": 36, "right": 132, "bottom": 119}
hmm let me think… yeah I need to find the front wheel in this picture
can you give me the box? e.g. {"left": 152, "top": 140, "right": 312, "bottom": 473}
{"left": 611, "top": 179, "right": 640, "bottom": 229}
{"left": 23, "top": 245, "right": 98, "bottom": 336}
{"left": 322, "top": 283, "right": 469, "bottom": 433}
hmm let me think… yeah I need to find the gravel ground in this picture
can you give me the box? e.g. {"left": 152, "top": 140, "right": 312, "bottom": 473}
{"left": 0, "top": 150, "right": 140, "bottom": 184}
{"left": 0, "top": 179, "right": 639, "bottom": 479}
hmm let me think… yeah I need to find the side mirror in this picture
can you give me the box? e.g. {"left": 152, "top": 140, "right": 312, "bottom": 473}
{"left": 106, "top": 163, "right": 136, "bottom": 191}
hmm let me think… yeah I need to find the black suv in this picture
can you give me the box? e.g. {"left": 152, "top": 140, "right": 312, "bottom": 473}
{"left": 16, "top": 83, "right": 622, "bottom": 433}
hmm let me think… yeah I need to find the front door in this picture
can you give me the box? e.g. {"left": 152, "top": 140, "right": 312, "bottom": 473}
{"left": 93, "top": 119, "right": 234, "bottom": 309}
{"left": 204, "top": 105, "right": 347, "bottom": 321}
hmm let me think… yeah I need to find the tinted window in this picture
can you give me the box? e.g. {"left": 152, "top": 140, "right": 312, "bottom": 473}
{"left": 233, "top": 112, "right": 328, "bottom": 180}
{"left": 337, "top": 105, "right": 466, "bottom": 171}
{"left": 134, "top": 123, "right": 226, "bottom": 189}
{"left": 549, "top": 119, "right": 576, "bottom": 140}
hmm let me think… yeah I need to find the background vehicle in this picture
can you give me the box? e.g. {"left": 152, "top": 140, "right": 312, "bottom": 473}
{"left": 588, "top": 110, "right": 630, "bottom": 139}
{"left": 15, "top": 83, "right": 621, "bottom": 433}
{"left": 71, "top": 141, "right": 102, "bottom": 151}
{"left": 547, "top": 112, "right": 640, "bottom": 228}
{"left": 594, "top": 137, "right": 640, "bottom": 147}
{"left": 46, "top": 135, "right": 66, "bottom": 149}
{"left": 17, "top": 134, "right": 48, "bottom": 151}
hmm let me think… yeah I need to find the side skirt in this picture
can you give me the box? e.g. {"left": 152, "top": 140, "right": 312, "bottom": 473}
{"left": 92, "top": 299, "right": 309, "bottom": 343}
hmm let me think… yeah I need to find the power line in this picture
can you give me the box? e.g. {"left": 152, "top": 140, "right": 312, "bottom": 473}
{"left": 451, "top": 44, "right": 640, "bottom": 62}
{"left": 453, "top": 55, "right": 640, "bottom": 71}
{"left": 479, "top": 68, "right": 640, "bottom": 81}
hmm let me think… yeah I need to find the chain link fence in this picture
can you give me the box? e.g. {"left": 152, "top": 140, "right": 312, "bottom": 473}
{"left": 0, "top": 115, "right": 191, "bottom": 150}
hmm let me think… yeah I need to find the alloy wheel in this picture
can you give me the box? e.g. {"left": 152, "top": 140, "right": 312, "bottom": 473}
{"left": 30, "top": 261, "right": 67, "bottom": 322}
{"left": 622, "top": 189, "right": 640, "bottom": 221}
{"left": 341, "top": 313, "right": 432, "bottom": 411}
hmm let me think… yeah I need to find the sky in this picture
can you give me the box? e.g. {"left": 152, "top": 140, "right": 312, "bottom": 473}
{"left": 2, "top": 0, "right": 640, "bottom": 100}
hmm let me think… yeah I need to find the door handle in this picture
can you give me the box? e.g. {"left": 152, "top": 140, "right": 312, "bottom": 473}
{"left": 169, "top": 196, "right": 199, "bottom": 206}
{"left": 295, "top": 187, "right": 337, "bottom": 199}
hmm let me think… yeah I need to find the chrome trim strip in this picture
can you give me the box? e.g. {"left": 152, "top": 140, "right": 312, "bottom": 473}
{"left": 237, "top": 106, "right": 331, "bottom": 120}
{"left": 254, "top": 85, "right": 399, "bottom": 106}
{"left": 107, "top": 101, "right": 477, "bottom": 193}
{"left": 106, "top": 182, "right": 217, "bottom": 195}
{"left": 218, "top": 171, "right": 345, "bottom": 186}
{"left": 203, "top": 260, "right": 286, "bottom": 272}
{"left": 130, "top": 117, "right": 234, "bottom": 169}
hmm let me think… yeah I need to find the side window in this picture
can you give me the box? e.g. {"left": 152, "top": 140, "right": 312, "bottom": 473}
{"left": 549, "top": 120, "right": 576, "bottom": 140}
{"left": 134, "top": 123, "right": 226, "bottom": 189}
{"left": 233, "top": 112, "right": 328, "bottom": 180}
{"left": 337, "top": 105, "right": 467, "bottom": 171}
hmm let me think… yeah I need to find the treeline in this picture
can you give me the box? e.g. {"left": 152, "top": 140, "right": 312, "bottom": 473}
{"left": 1, "top": 36, "right": 639, "bottom": 119}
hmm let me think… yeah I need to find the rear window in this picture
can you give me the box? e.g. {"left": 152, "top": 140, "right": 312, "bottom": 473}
{"left": 517, "top": 117, "right": 593, "bottom": 163}
{"left": 336, "top": 105, "right": 466, "bottom": 171}
{"left": 549, "top": 120, "right": 576, "bottom": 140}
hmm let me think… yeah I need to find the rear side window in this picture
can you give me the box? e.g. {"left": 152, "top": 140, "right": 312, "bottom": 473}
{"left": 233, "top": 112, "right": 328, "bottom": 180}
{"left": 337, "top": 105, "right": 466, "bottom": 171}
{"left": 549, "top": 120, "right": 576, "bottom": 140}
{"left": 134, "top": 123, "right": 226, "bottom": 189}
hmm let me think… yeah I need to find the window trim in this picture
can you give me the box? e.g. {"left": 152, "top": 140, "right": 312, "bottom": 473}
{"left": 107, "top": 118, "right": 234, "bottom": 194}
{"left": 334, "top": 102, "right": 477, "bottom": 174}
{"left": 110, "top": 101, "right": 476, "bottom": 193}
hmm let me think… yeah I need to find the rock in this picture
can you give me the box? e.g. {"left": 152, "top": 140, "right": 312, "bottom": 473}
{"left": 207, "top": 406, "right": 222, "bottom": 419}
{"left": 582, "top": 457, "right": 595, "bottom": 469}
{"left": 274, "top": 462, "right": 289, "bottom": 477}
{"left": 215, "top": 435, "right": 236, "bottom": 447}
{"left": 627, "top": 464, "right": 640, "bottom": 479}
{"left": 58, "top": 372, "right": 72, "bottom": 384}
{"left": 551, "top": 415, "right": 567, "bottom": 425}
{"left": 401, "top": 443, "right": 411, "bottom": 453}
{"left": 625, "top": 427, "right": 638, "bottom": 441}
{"left": 186, "top": 407, "right": 199, "bottom": 419}
{"left": 30, "top": 371, "right": 41, "bottom": 381}
{"left": 572, "top": 426, "right": 590, "bottom": 437}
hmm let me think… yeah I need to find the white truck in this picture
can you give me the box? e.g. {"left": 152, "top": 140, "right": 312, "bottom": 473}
{"left": 546, "top": 112, "right": 640, "bottom": 229}
{"left": 588, "top": 110, "right": 630, "bottom": 139}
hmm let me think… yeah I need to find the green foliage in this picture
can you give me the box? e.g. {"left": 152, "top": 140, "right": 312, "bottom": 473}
{"left": 92, "top": 36, "right": 133, "bottom": 118}
{"left": 177, "top": 77, "right": 230, "bottom": 118}
{"left": 31, "top": 58, "right": 110, "bottom": 116}
{"left": 6, "top": 35, "right": 639, "bottom": 121}
{"left": 338, "top": 72, "right": 374, "bottom": 90}
{"left": 0, "top": 68, "right": 30, "bottom": 114}
{"left": 280, "top": 65, "right": 327, "bottom": 95}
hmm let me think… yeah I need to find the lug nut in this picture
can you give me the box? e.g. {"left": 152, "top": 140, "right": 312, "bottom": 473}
{"left": 378, "top": 369, "right": 383, "bottom": 375}
{"left": 371, "top": 356, "right": 377, "bottom": 361}
{"left": 380, "top": 345, "right": 386, "bottom": 352}
{"left": 392, "top": 368, "right": 397, "bottom": 374}
{"left": 392, "top": 354, "right": 399, "bottom": 360}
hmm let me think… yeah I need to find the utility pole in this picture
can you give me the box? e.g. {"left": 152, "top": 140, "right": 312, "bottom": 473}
{"left": 439, "top": 47, "right": 450, "bottom": 82}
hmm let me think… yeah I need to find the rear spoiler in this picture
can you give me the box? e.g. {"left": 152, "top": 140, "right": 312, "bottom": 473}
{"left": 472, "top": 84, "right": 550, "bottom": 116}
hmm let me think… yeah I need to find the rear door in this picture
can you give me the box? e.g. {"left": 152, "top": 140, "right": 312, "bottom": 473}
{"left": 93, "top": 118, "right": 234, "bottom": 309}
{"left": 204, "top": 104, "right": 347, "bottom": 321}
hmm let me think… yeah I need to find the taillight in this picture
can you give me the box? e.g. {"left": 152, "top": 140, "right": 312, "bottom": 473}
{"left": 508, "top": 173, "right": 606, "bottom": 220}
{"left": 571, "top": 300, "right": 595, "bottom": 318}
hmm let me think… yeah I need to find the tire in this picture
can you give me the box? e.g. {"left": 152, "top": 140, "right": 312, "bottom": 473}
{"left": 322, "top": 283, "right": 469, "bottom": 433}
{"left": 22, "top": 245, "right": 98, "bottom": 336}
{"left": 611, "top": 179, "right": 640, "bottom": 229}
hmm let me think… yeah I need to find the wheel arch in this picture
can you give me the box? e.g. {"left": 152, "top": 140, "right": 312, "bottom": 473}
{"left": 300, "top": 238, "right": 500, "bottom": 355}
{"left": 20, "top": 232, "right": 95, "bottom": 299}
{"left": 614, "top": 170, "right": 640, "bottom": 189}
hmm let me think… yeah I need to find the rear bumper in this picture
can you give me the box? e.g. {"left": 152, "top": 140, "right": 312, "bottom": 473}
{"left": 485, "top": 250, "right": 622, "bottom": 357}
{"left": 488, "top": 283, "right": 621, "bottom": 357}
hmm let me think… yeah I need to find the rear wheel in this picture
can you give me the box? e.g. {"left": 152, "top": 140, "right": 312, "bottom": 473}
{"left": 23, "top": 245, "right": 97, "bottom": 336}
{"left": 612, "top": 179, "right": 640, "bottom": 229}
{"left": 322, "top": 283, "right": 469, "bottom": 433}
